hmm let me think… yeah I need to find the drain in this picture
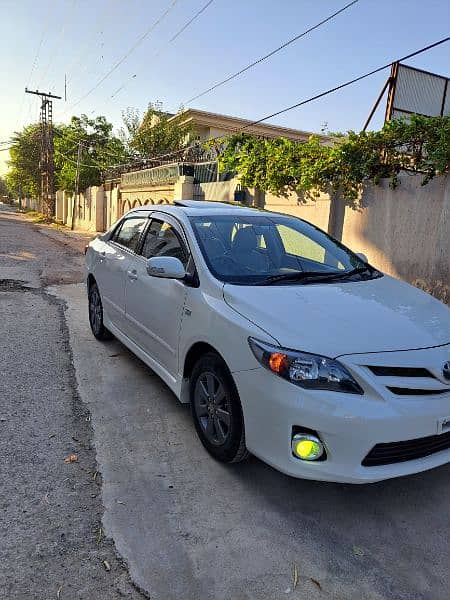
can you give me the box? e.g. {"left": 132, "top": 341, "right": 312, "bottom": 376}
{"left": 0, "top": 279, "right": 30, "bottom": 292}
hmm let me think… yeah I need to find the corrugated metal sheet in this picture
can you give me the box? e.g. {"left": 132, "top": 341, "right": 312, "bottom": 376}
{"left": 392, "top": 65, "right": 448, "bottom": 117}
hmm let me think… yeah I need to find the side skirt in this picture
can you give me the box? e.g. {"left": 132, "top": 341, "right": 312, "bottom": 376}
{"left": 105, "top": 317, "right": 184, "bottom": 402}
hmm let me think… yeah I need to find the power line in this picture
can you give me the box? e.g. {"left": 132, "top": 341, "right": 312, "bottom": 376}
{"left": 184, "top": 0, "right": 361, "bottom": 105}
{"left": 62, "top": 0, "right": 180, "bottom": 114}
{"left": 239, "top": 36, "right": 450, "bottom": 131}
{"left": 109, "top": 0, "right": 216, "bottom": 99}
{"left": 36, "top": 0, "right": 78, "bottom": 90}
{"left": 55, "top": 148, "right": 101, "bottom": 169}
{"left": 104, "top": 0, "right": 216, "bottom": 101}
{"left": 14, "top": 1, "right": 53, "bottom": 134}
{"left": 56, "top": 0, "right": 113, "bottom": 88}
{"left": 59, "top": 37, "right": 450, "bottom": 172}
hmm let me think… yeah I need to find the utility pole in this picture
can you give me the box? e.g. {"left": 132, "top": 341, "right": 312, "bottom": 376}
{"left": 25, "top": 88, "right": 61, "bottom": 217}
{"left": 71, "top": 141, "right": 83, "bottom": 230}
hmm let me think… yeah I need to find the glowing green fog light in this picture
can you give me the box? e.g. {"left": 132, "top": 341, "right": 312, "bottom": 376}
{"left": 292, "top": 434, "right": 324, "bottom": 461}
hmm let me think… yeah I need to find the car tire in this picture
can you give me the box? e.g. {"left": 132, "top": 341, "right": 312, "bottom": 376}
{"left": 88, "top": 281, "right": 113, "bottom": 341}
{"left": 190, "top": 352, "right": 249, "bottom": 463}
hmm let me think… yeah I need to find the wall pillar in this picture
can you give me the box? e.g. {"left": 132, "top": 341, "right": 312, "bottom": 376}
{"left": 55, "top": 191, "right": 64, "bottom": 221}
{"left": 95, "top": 186, "right": 106, "bottom": 231}
{"left": 173, "top": 175, "right": 194, "bottom": 201}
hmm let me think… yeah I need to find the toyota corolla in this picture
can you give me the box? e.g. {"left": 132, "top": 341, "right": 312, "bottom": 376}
{"left": 85, "top": 200, "right": 450, "bottom": 483}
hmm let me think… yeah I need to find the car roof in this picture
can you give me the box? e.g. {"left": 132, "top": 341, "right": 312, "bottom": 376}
{"left": 126, "top": 200, "right": 265, "bottom": 218}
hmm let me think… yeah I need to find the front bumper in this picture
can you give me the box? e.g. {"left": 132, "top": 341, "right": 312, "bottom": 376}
{"left": 233, "top": 345, "right": 450, "bottom": 483}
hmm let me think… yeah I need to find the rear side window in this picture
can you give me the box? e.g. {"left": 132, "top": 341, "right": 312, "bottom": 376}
{"left": 112, "top": 217, "right": 147, "bottom": 252}
{"left": 140, "top": 219, "right": 188, "bottom": 267}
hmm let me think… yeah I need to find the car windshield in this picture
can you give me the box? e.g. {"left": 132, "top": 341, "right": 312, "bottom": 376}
{"left": 189, "top": 213, "right": 381, "bottom": 285}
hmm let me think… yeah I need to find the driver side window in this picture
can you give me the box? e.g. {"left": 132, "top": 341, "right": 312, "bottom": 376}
{"left": 140, "top": 219, "right": 188, "bottom": 267}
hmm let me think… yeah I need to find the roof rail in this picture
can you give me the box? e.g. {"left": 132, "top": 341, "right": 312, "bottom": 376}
{"left": 173, "top": 200, "right": 242, "bottom": 208}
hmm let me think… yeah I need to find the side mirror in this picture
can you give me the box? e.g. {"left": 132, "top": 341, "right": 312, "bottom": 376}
{"left": 356, "top": 252, "right": 368, "bottom": 263}
{"left": 146, "top": 256, "right": 186, "bottom": 280}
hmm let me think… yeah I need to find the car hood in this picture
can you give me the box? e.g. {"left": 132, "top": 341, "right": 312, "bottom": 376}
{"left": 223, "top": 275, "right": 450, "bottom": 357}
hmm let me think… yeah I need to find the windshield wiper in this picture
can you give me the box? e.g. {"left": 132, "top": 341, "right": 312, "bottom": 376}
{"left": 261, "top": 266, "right": 375, "bottom": 285}
{"left": 262, "top": 270, "right": 340, "bottom": 284}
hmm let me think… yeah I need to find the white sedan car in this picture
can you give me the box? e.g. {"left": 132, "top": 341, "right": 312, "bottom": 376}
{"left": 85, "top": 201, "right": 450, "bottom": 483}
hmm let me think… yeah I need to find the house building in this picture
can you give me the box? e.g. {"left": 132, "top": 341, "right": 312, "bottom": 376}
{"left": 171, "top": 108, "right": 333, "bottom": 144}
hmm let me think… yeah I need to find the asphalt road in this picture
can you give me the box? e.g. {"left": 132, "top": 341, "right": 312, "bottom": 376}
{"left": 2, "top": 203, "right": 450, "bottom": 600}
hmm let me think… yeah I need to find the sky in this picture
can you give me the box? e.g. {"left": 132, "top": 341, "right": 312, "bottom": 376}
{"left": 1, "top": 0, "right": 449, "bottom": 175}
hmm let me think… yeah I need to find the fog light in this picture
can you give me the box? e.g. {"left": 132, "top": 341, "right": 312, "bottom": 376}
{"left": 292, "top": 434, "right": 323, "bottom": 461}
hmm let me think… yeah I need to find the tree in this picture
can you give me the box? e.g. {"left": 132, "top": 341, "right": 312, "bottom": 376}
{"left": 54, "top": 114, "right": 130, "bottom": 192}
{"left": 216, "top": 115, "right": 450, "bottom": 203}
{"left": 120, "top": 102, "right": 192, "bottom": 158}
{"left": 6, "top": 124, "right": 42, "bottom": 199}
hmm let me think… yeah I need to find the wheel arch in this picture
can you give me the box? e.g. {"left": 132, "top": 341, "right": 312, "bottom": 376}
{"left": 180, "top": 341, "right": 231, "bottom": 403}
{"left": 183, "top": 341, "right": 229, "bottom": 379}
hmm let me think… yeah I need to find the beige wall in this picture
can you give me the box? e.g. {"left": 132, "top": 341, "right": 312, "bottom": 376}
{"left": 263, "top": 191, "right": 332, "bottom": 233}
{"left": 120, "top": 185, "right": 173, "bottom": 214}
{"left": 194, "top": 180, "right": 237, "bottom": 202}
{"left": 339, "top": 175, "right": 449, "bottom": 304}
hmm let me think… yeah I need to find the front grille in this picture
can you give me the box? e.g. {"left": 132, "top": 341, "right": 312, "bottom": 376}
{"left": 362, "top": 431, "right": 450, "bottom": 466}
{"left": 387, "top": 387, "right": 450, "bottom": 396}
{"left": 364, "top": 363, "right": 449, "bottom": 396}
{"left": 367, "top": 366, "right": 434, "bottom": 378}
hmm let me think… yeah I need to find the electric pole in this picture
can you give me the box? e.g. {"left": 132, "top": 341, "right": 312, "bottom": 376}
{"left": 25, "top": 88, "right": 61, "bottom": 217}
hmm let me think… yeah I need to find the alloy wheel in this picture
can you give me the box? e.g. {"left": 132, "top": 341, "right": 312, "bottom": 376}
{"left": 89, "top": 286, "right": 102, "bottom": 335}
{"left": 194, "top": 371, "right": 231, "bottom": 446}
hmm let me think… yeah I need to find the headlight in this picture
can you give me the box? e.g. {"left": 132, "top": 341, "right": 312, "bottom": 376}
{"left": 248, "top": 338, "right": 363, "bottom": 394}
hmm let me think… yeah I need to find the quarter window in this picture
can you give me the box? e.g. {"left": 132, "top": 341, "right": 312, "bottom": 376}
{"left": 140, "top": 219, "right": 188, "bottom": 267}
{"left": 113, "top": 217, "right": 147, "bottom": 252}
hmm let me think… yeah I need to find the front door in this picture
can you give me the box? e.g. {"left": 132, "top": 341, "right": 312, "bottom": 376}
{"left": 95, "top": 215, "right": 147, "bottom": 332}
{"left": 125, "top": 215, "right": 190, "bottom": 376}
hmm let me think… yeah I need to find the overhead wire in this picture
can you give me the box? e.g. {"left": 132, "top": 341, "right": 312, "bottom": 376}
{"left": 57, "top": 0, "right": 114, "bottom": 89}
{"left": 237, "top": 36, "right": 450, "bottom": 131}
{"left": 61, "top": 0, "right": 181, "bottom": 115}
{"left": 110, "top": 0, "right": 216, "bottom": 99}
{"left": 184, "top": 0, "right": 361, "bottom": 105}
{"left": 14, "top": 0, "right": 54, "bottom": 134}
{"left": 36, "top": 0, "right": 78, "bottom": 90}
{"left": 104, "top": 35, "right": 450, "bottom": 166}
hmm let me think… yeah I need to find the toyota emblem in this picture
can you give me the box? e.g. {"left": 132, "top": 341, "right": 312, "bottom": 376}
{"left": 443, "top": 362, "right": 450, "bottom": 381}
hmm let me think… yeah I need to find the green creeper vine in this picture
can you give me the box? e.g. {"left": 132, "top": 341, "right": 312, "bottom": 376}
{"left": 210, "top": 115, "right": 450, "bottom": 204}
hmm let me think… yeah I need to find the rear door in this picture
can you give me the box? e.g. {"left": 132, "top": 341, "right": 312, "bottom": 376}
{"left": 95, "top": 215, "right": 148, "bottom": 332}
{"left": 124, "top": 213, "right": 190, "bottom": 376}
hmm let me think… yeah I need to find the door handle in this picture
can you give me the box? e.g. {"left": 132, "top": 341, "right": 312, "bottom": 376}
{"left": 127, "top": 269, "right": 138, "bottom": 281}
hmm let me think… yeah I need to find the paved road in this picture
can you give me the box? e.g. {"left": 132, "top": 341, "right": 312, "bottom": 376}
{"left": 2, "top": 204, "right": 450, "bottom": 599}
{"left": 0, "top": 206, "right": 145, "bottom": 599}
